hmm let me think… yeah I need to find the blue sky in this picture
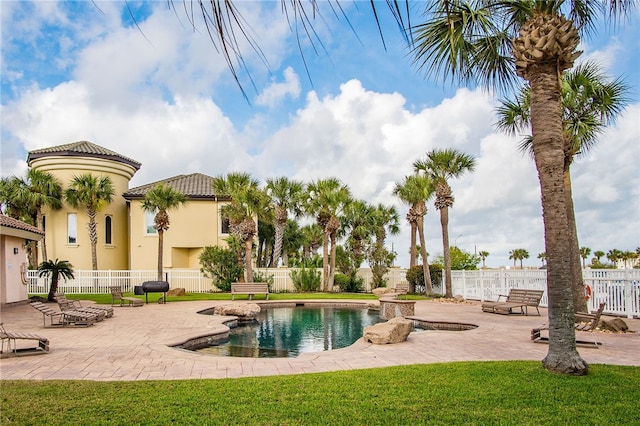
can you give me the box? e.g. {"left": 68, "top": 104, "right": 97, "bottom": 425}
{"left": 1, "top": 1, "right": 639, "bottom": 268}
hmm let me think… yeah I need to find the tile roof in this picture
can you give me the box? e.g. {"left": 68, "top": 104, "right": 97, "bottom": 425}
{"left": 123, "top": 173, "right": 230, "bottom": 200}
{"left": 0, "top": 214, "right": 45, "bottom": 235}
{"left": 27, "top": 141, "right": 141, "bottom": 170}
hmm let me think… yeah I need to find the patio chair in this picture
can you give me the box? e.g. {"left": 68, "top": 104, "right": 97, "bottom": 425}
{"left": 0, "top": 323, "right": 49, "bottom": 358}
{"left": 55, "top": 292, "right": 114, "bottom": 318}
{"left": 57, "top": 300, "right": 106, "bottom": 321}
{"left": 531, "top": 303, "right": 607, "bottom": 348}
{"left": 30, "top": 301, "right": 96, "bottom": 327}
{"left": 110, "top": 286, "right": 143, "bottom": 307}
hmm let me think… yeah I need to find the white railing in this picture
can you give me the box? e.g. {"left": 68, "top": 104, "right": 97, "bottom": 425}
{"left": 27, "top": 267, "right": 407, "bottom": 295}
{"left": 28, "top": 267, "right": 638, "bottom": 318}
{"left": 450, "top": 269, "right": 640, "bottom": 318}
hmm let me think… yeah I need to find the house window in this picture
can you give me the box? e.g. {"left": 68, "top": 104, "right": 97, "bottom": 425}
{"left": 145, "top": 210, "right": 157, "bottom": 234}
{"left": 220, "top": 213, "right": 230, "bottom": 234}
{"left": 67, "top": 213, "right": 77, "bottom": 244}
{"left": 105, "top": 215, "right": 113, "bottom": 245}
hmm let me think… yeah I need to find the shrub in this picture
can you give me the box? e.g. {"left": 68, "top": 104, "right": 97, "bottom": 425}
{"left": 334, "top": 273, "right": 364, "bottom": 293}
{"left": 199, "top": 246, "right": 242, "bottom": 292}
{"left": 290, "top": 267, "right": 321, "bottom": 292}
{"left": 406, "top": 264, "right": 442, "bottom": 294}
{"left": 252, "top": 270, "right": 275, "bottom": 291}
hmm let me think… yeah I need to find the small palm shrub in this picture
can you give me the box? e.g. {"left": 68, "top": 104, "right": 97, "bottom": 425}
{"left": 290, "top": 267, "right": 321, "bottom": 292}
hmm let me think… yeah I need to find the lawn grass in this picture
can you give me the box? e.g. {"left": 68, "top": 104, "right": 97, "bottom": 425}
{"left": 2, "top": 362, "right": 638, "bottom": 425}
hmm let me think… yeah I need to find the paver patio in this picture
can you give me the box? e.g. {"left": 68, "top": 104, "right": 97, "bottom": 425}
{"left": 1, "top": 299, "right": 638, "bottom": 381}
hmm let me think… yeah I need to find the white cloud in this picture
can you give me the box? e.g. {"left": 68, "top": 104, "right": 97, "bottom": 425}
{"left": 255, "top": 67, "right": 301, "bottom": 107}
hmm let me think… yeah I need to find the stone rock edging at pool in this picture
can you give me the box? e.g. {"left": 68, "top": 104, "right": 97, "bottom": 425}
{"left": 405, "top": 316, "right": 479, "bottom": 331}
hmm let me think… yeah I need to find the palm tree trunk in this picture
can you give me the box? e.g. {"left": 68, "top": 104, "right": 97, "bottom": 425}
{"left": 529, "top": 62, "right": 587, "bottom": 375}
{"left": 440, "top": 207, "right": 452, "bottom": 298}
{"left": 157, "top": 230, "right": 164, "bottom": 281}
{"left": 273, "top": 220, "right": 285, "bottom": 267}
{"left": 565, "top": 168, "right": 588, "bottom": 313}
{"left": 328, "top": 232, "right": 338, "bottom": 292}
{"left": 409, "top": 222, "right": 417, "bottom": 268}
{"left": 416, "top": 220, "right": 433, "bottom": 295}
{"left": 322, "top": 231, "right": 330, "bottom": 291}
{"left": 88, "top": 208, "right": 98, "bottom": 270}
{"left": 245, "top": 238, "right": 254, "bottom": 282}
{"left": 37, "top": 207, "right": 47, "bottom": 262}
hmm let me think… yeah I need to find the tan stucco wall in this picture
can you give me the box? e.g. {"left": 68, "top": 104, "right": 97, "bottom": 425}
{"left": 128, "top": 199, "right": 228, "bottom": 271}
{"left": 0, "top": 235, "right": 30, "bottom": 305}
{"left": 30, "top": 155, "right": 137, "bottom": 270}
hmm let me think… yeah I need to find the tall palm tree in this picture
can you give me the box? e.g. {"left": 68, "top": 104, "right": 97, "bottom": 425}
{"left": 300, "top": 223, "right": 323, "bottom": 260}
{"left": 411, "top": 0, "right": 634, "bottom": 376}
{"left": 593, "top": 250, "right": 605, "bottom": 265}
{"left": 509, "top": 248, "right": 530, "bottom": 269}
{"left": 305, "top": 178, "right": 351, "bottom": 292}
{"left": 213, "top": 173, "right": 267, "bottom": 283}
{"left": 579, "top": 247, "right": 591, "bottom": 269}
{"left": 393, "top": 174, "right": 435, "bottom": 294}
{"left": 64, "top": 173, "right": 114, "bottom": 271}
{"left": 496, "top": 62, "right": 629, "bottom": 313}
{"left": 414, "top": 148, "right": 475, "bottom": 298}
{"left": 340, "top": 199, "right": 373, "bottom": 278}
{"left": 38, "top": 258, "right": 74, "bottom": 302}
{"left": 265, "top": 177, "right": 304, "bottom": 268}
{"left": 367, "top": 203, "right": 401, "bottom": 288}
{"left": 141, "top": 184, "right": 187, "bottom": 281}
{"left": 479, "top": 251, "right": 489, "bottom": 269}
{"left": 2, "top": 170, "right": 63, "bottom": 267}
{"left": 538, "top": 252, "right": 547, "bottom": 267}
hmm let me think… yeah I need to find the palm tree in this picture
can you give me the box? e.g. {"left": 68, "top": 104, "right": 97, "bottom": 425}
{"left": 340, "top": 199, "right": 373, "bottom": 278}
{"left": 213, "top": 173, "right": 267, "bottom": 283}
{"left": 413, "top": 148, "right": 475, "bottom": 298}
{"left": 411, "top": 0, "right": 634, "bottom": 376}
{"left": 393, "top": 174, "right": 435, "bottom": 294}
{"left": 509, "top": 248, "right": 529, "bottom": 269}
{"left": 2, "top": 170, "right": 63, "bottom": 267}
{"left": 38, "top": 259, "right": 74, "bottom": 302}
{"left": 579, "top": 247, "right": 591, "bottom": 269}
{"left": 300, "top": 224, "right": 323, "bottom": 260}
{"left": 141, "top": 184, "right": 187, "bottom": 281}
{"left": 496, "top": 62, "right": 629, "bottom": 313}
{"left": 538, "top": 252, "right": 547, "bottom": 267}
{"left": 593, "top": 250, "right": 605, "bottom": 264}
{"left": 367, "top": 203, "right": 400, "bottom": 288}
{"left": 607, "top": 249, "right": 623, "bottom": 267}
{"left": 305, "top": 178, "right": 351, "bottom": 292}
{"left": 64, "top": 173, "right": 114, "bottom": 270}
{"left": 478, "top": 251, "right": 489, "bottom": 269}
{"left": 265, "top": 177, "right": 304, "bottom": 268}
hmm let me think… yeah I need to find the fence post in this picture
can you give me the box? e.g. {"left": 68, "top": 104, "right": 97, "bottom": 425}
{"left": 624, "top": 268, "right": 633, "bottom": 319}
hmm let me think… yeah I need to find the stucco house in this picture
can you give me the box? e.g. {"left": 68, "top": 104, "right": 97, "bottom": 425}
{"left": 0, "top": 215, "right": 44, "bottom": 306}
{"left": 28, "top": 141, "right": 230, "bottom": 272}
{"left": 123, "top": 173, "right": 231, "bottom": 270}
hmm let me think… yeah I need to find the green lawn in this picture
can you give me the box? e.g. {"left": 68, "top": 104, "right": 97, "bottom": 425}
{"left": 2, "top": 362, "right": 638, "bottom": 425}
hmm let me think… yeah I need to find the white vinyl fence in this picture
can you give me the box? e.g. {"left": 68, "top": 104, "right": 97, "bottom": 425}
{"left": 27, "top": 267, "right": 408, "bottom": 295}
{"left": 28, "top": 268, "right": 638, "bottom": 318}
{"left": 450, "top": 268, "right": 640, "bottom": 318}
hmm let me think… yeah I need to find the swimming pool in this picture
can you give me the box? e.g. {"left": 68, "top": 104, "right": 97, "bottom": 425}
{"left": 189, "top": 305, "right": 384, "bottom": 358}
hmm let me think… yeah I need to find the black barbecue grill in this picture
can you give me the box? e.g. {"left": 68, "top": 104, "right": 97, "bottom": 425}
{"left": 141, "top": 281, "right": 170, "bottom": 304}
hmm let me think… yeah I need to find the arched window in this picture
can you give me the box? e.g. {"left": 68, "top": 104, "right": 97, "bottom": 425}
{"left": 105, "top": 215, "right": 113, "bottom": 245}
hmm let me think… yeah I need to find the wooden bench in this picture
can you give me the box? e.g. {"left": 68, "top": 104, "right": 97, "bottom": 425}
{"left": 231, "top": 283, "right": 269, "bottom": 300}
{"left": 481, "top": 289, "right": 544, "bottom": 316}
{"left": 531, "top": 303, "right": 606, "bottom": 347}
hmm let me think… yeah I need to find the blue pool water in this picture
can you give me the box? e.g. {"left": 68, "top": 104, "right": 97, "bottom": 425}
{"left": 196, "top": 306, "right": 383, "bottom": 358}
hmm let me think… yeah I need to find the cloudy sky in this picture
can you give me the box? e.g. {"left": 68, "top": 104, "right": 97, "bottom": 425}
{"left": 1, "top": 1, "right": 639, "bottom": 268}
